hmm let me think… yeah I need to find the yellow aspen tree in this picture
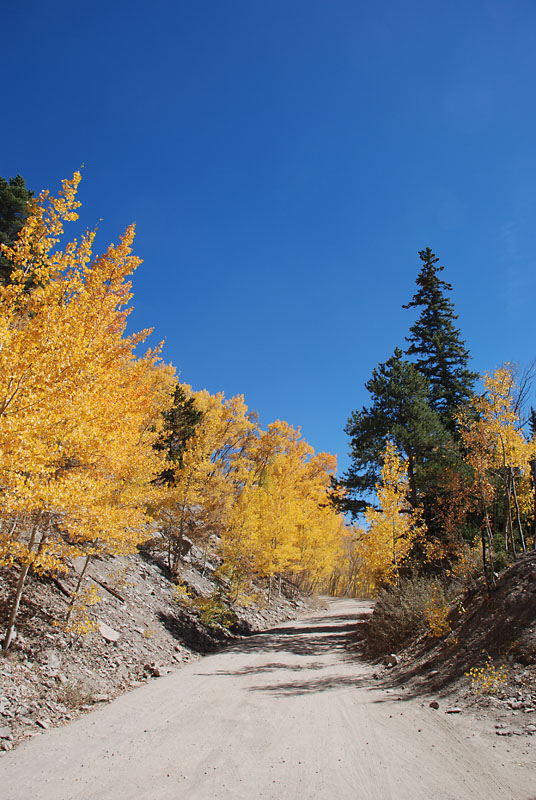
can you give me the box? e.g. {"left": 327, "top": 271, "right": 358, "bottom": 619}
{"left": 459, "top": 365, "right": 535, "bottom": 580}
{"left": 246, "top": 422, "right": 314, "bottom": 588}
{"left": 153, "top": 388, "right": 257, "bottom": 574}
{"left": 321, "top": 525, "right": 366, "bottom": 597}
{"left": 362, "top": 440, "right": 421, "bottom": 592}
{"left": 286, "top": 451, "right": 345, "bottom": 591}
{"left": 482, "top": 366, "right": 534, "bottom": 555}
{"left": 221, "top": 421, "right": 346, "bottom": 595}
{"left": 0, "top": 175, "right": 168, "bottom": 649}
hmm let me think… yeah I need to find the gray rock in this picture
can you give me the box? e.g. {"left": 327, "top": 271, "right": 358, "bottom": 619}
{"left": 98, "top": 622, "right": 121, "bottom": 643}
{"left": 445, "top": 707, "right": 462, "bottom": 714}
{"left": 0, "top": 726, "right": 12, "bottom": 739}
{"left": 508, "top": 698, "right": 523, "bottom": 709}
{"left": 44, "top": 649, "right": 61, "bottom": 670}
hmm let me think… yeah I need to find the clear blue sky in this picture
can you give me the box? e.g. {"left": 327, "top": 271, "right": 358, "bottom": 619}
{"left": 2, "top": 1, "right": 536, "bottom": 474}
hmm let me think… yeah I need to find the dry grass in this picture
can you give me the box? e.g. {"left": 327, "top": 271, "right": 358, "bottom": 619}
{"left": 366, "top": 576, "right": 455, "bottom": 655}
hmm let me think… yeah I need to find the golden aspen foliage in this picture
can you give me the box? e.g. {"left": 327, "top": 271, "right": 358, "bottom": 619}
{"left": 423, "top": 584, "right": 451, "bottom": 638}
{"left": 361, "top": 440, "right": 423, "bottom": 592}
{"left": 151, "top": 387, "right": 348, "bottom": 593}
{"left": 221, "top": 420, "right": 346, "bottom": 594}
{"left": 321, "top": 524, "right": 368, "bottom": 597}
{"left": 0, "top": 175, "right": 169, "bottom": 648}
{"left": 0, "top": 173, "right": 352, "bottom": 651}
{"left": 459, "top": 365, "right": 535, "bottom": 565}
{"left": 152, "top": 387, "right": 257, "bottom": 574}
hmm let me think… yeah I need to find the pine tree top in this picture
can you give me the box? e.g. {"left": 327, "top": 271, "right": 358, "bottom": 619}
{"left": 403, "top": 248, "right": 477, "bottom": 426}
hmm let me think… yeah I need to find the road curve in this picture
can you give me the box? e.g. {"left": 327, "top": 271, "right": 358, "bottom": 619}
{"left": 1, "top": 599, "right": 534, "bottom": 799}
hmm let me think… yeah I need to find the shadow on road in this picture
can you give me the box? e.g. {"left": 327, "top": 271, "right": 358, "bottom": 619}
{"left": 195, "top": 604, "right": 376, "bottom": 696}
{"left": 224, "top": 611, "right": 369, "bottom": 660}
{"left": 249, "top": 673, "right": 373, "bottom": 695}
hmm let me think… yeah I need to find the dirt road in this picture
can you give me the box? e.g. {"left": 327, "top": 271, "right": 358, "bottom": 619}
{"left": 1, "top": 599, "right": 534, "bottom": 799}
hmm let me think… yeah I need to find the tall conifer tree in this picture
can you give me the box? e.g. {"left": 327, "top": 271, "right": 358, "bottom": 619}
{"left": 403, "top": 247, "right": 477, "bottom": 429}
{"left": 342, "top": 349, "right": 451, "bottom": 517}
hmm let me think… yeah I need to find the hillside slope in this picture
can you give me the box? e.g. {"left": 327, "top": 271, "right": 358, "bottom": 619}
{"left": 0, "top": 543, "right": 315, "bottom": 751}
{"left": 374, "top": 552, "right": 536, "bottom": 738}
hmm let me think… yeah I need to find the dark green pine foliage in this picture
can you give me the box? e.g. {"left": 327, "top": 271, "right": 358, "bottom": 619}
{"left": 403, "top": 248, "right": 477, "bottom": 430}
{"left": 154, "top": 384, "right": 203, "bottom": 486}
{"left": 342, "top": 349, "right": 451, "bottom": 517}
{"left": 0, "top": 175, "right": 33, "bottom": 285}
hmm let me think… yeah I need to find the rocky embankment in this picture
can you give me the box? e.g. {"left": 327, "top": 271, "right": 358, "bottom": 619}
{"left": 371, "top": 551, "right": 536, "bottom": 741}
{"left": 0, "top": 545, "right": 315, "bottom": 752}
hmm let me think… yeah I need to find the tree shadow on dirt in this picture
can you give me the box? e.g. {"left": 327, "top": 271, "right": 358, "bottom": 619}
{"left": 195, "top": 606, "right": 376, "bottom": 695}
{"left": 197, "top": 660, "right": 327, "bottom": 676}
{"left": 250, "top": 673, "right": 373, "bottom": 695}
{"left": 221, "top": 612, "right": 369, "bottom": 661}
{"left": 374, "top": 553, "right": 536, "bottom": 700}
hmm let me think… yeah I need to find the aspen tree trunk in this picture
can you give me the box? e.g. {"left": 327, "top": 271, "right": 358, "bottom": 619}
{"left": 407, "top": 454, "right": 418, "bottom": 509}
{"left": 510, "top": 469, "right": 526, "bottom": 553}
{"left": 392, "top": 516, "right": 398, "bottom": 587}
{"left": 65, "top": 553, "right": 92, "bottom": 625}
{"left": 3, "top": 515, "right": 42, "bottom": 652}
{"left": 479, "top": 481, "right": 495, "bottom": 592}
{"left": 504, "top": 470, "right": 516, "bottom": 558}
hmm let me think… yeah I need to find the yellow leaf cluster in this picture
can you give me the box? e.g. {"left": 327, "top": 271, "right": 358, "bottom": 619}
{"left": 152, "top": 397, "right": 348, "bottom": 593}
{"left": 360, "top": 440, "right": 423, "bottom": 592}
{"left": 0, "top": 175, "right": 168, "bottom": 580}
{"left": 458, "top": 365, "right": 535, "bottom": 556}
{"left": 0, "top": 172, "right": 351, "bottom": 649}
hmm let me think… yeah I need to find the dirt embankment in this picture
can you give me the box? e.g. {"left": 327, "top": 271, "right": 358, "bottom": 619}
{"left": 0, "top": 545, "right": 315, "bottom": 752}
{"left": 368, "top": 551, "right": 536, "bottom": 741}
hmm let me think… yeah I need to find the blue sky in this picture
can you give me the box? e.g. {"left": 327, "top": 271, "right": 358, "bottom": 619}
{"left": 2, "top": 1, "right": 536, "bottom": 474}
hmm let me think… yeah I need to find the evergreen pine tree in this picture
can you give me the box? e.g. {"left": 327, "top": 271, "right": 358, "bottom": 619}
{"left": 403, "top": 247, "right": 477, "bottom": 429}
{"left": 342, "top": 349, "right": 451, "bottom": 517}
{"left": 0, "top": 175, "right": 33, "bottom": 285}
{"left": 154, "top": 384, "right": 203, "bottom": 486}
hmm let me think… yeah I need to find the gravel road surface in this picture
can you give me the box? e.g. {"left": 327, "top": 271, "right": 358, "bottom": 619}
{"left": 1, "top": 599, "right": 534, "bottom": 799}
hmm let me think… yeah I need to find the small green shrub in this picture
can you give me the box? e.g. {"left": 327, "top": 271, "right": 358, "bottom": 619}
{"left": 193, "top": 590, "right": 237, "bottom": 632}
